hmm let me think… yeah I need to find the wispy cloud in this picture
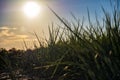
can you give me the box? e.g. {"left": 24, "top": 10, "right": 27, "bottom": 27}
{"left": 0, "top": 26, "right": 17, "bottom": 30}
{"left": 0, "top": 26, "right": 28, "bottom": 38}
{"left": 0, "top": 26, "right": 32, "bottom": 49}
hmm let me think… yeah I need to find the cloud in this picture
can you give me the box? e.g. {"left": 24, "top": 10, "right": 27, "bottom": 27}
{"left": 0, "top": 26, "right": 28, "bottom": 38}
{"left": 0, "top": 26, "right": 17, "bottom": 37}
{"left": 0, "top": 26, "right": 17, "bottom": 30}
{"left": 0, "top": 26, "right": 32, "bottom": 49}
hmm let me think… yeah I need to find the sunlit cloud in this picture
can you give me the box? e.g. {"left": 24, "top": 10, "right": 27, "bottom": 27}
{"left": 0, "top": 26, "right": 33, "bottom": 49}
{"left": 0, "top": 29, "right": 14, "bottom": 37}
{"left": 0, "top": 26, "right": 27, "bottom": 37}
{"left": 0, "top": 26, "right": 17, "bottom": 30}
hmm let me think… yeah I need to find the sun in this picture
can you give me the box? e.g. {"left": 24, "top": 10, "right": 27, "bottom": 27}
{"left": 23, "top": 1, "right": 41, "bottom": 18}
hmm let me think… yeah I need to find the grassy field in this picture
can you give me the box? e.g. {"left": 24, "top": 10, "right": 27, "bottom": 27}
{"left": 0, "top": 3, "right": 120, "bottom": 80}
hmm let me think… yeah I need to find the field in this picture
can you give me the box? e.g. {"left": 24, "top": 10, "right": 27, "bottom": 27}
{"left": 0, "top": 3, "right": 120, "bottom": 80}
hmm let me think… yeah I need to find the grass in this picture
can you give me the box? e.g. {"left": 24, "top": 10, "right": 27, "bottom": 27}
{"left": 0, "top": 1, "right": 120, "bottom": 80}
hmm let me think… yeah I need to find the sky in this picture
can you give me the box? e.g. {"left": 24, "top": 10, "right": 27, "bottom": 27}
{"left": 0, "top": 0, "right": 115, "bottom": 49}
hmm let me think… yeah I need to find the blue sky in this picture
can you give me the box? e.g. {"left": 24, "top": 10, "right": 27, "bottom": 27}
{"left": 0, "top": 0, "right": 117, "bottom": 49}
{"left": 0, "top": 0, "right": 112, "bottom": 26}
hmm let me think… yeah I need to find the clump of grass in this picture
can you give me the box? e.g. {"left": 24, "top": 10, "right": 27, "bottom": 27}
{"left": 43, "top": 2, "right": 120, "bottom": 80}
